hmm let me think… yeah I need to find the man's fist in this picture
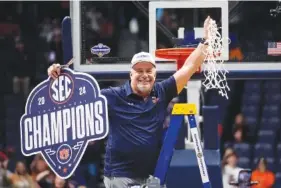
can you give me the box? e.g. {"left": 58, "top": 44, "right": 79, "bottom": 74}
{"left": 47, "top": 64, "right": 61, "bottom": 79}
{"left": 203, "top": 15, "right": 212, "bottom": 40}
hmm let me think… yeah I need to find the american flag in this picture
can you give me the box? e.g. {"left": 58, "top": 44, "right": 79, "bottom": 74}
{"left": 268, "top": 42, "right": 281, "bottom": 55}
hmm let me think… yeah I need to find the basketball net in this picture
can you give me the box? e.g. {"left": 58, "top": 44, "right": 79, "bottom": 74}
{"left": 202, "top": 20, "right": 230, "bottom": 99}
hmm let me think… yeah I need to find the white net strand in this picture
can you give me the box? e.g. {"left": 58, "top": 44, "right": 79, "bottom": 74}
{"left": 202, "top": 19, "right": 230, "bottom": 99}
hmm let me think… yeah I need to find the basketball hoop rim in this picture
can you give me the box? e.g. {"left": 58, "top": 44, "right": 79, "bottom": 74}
{"left": 155, "top": 47, "right": 199, "bottom": 72}
{"left": 155, "top": 48, "right": 196, "bottom": 56}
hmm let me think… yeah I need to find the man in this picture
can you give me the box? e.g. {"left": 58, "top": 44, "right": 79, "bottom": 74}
{"left": 48, "top": 16, "right": 212, "bottom": 188}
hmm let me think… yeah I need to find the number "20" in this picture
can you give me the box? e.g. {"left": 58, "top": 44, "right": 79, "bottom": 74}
{"left": 38, "top": 97, "right": 45, "bottom": 105}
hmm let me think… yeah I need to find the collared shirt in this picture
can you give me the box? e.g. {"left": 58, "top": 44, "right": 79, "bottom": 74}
{"left": 101, "top": 76, "right": 178, "bottom": 178}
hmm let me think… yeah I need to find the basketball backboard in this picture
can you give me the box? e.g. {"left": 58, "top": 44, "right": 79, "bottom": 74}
{"left": 70, "top": 1, "right": 176, "bottom": 79}
{"left": 69, "top": 1, "right": 281, "bottom": 80}
{"left": 149, "top": 1, "right": 229, "bottom": 59}
{"left": 149, "top": 1, "right": 281, "bottom": 77}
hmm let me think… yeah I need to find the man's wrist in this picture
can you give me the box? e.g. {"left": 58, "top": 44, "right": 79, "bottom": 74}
{"left": 200, "top": 38, "right": 208, "bottom": 45}
{"left": 198, "top": 42, "right": 208, "bottom": 56}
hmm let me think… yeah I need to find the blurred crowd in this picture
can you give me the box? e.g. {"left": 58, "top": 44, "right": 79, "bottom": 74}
{"left": 221, "top": 114, "right": 275, "bottom": 188}
{"left": 0, "top": 2, "right": 68, "bottom": 98}
{"left": 1, "top": 1, "right": 281, "bottom": 188}
{"left": 0, "top": 151, "right": 88, "bottom": 188}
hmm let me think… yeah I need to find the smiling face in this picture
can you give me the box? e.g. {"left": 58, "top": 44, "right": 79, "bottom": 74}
{"left": 130, "top": 61, "right": 156, "bottom": 97}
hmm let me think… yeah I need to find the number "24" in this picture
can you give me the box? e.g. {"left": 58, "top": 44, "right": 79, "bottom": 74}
{"left": 79, "top": 86, "right": 86, "bottom": 95}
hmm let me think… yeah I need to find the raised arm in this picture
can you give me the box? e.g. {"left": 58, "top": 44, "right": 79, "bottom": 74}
{"left": 173, "top": 16, "right": 211, "bottom": 94}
